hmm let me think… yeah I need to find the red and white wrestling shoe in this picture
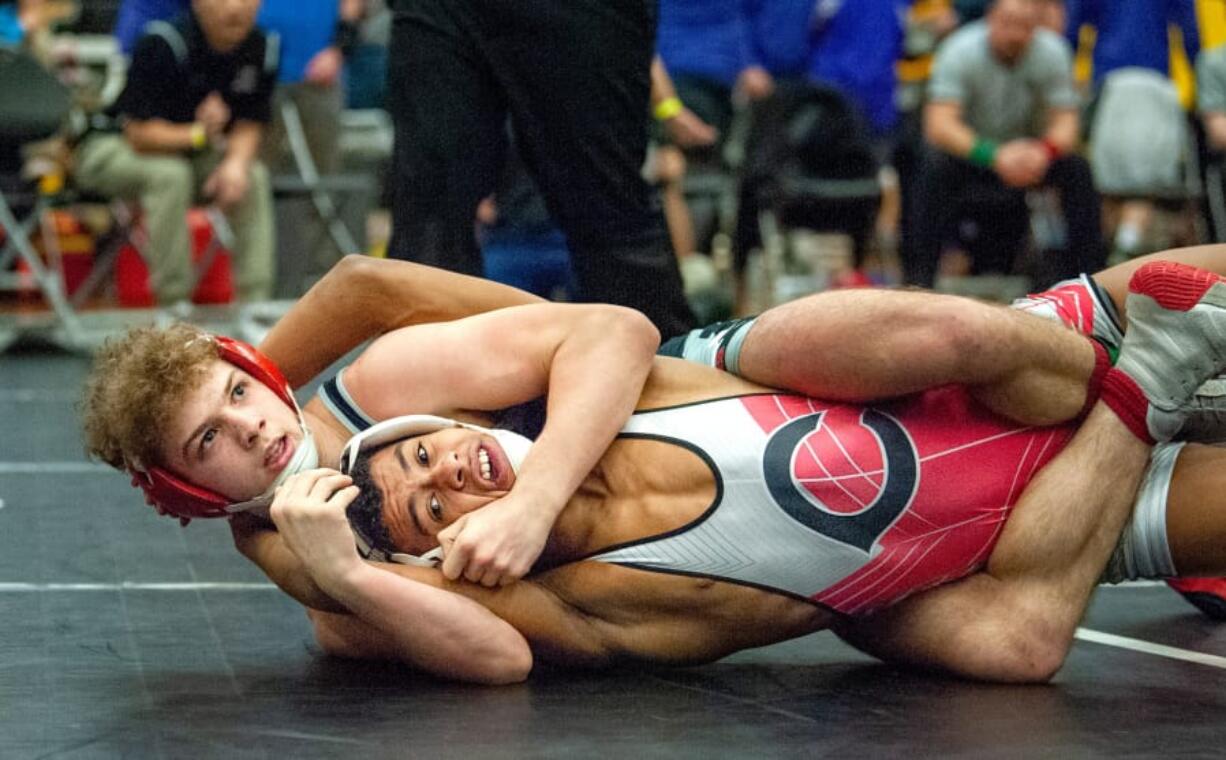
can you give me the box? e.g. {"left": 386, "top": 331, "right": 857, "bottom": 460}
{"left": 1103, "top": 262, "right": 1226, "bottom": 443}
{"left": 1167, "top": 577, "right": 1226, "bottom": 621}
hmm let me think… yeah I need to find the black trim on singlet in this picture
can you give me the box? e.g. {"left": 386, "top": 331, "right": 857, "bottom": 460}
{"left": 321, "top": 376, "right": 372, "bottom": 433}
{"left": 1087, "top": 275, "right": 1124, "bottom": 337}
{"left": 634, "top": 391, "right": 789, "bottom": 415}
{"left": 569, "top": 430, "right": 725, "bottom": 565}
{"left": 604, "top": 562, "right": 835, "bottom": 611}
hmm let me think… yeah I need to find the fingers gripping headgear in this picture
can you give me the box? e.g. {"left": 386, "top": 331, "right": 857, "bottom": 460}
{"left": 338, "top": 414, "right": 533, "bottom": 566}
{"left": 128, "top": 335, "right": 317, "bottom": 520}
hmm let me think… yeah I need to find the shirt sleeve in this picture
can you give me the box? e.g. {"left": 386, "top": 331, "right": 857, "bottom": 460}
{"left": 927, "top": 32, "right": 970, "bottom": 104}
{"left": 1197, "top": 48, "right": 1226, "bottom": 114}
{"left": 227, "top": 34, "right": 279, "bottom": 123}
{"left": 1037, "top": 34, "right": 1079, "bottom": 110}
{"left": 112, "top": 34, "right": 178, "bottom": 122}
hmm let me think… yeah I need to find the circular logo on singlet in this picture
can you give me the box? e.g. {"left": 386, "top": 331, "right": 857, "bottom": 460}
{"left": 762, "top": 409, "right": 919, "bottom": 552}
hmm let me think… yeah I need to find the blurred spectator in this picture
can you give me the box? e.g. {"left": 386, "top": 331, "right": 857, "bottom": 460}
{"left": 952, "top": 0, "right": 992, "bottom": 25}
{"left": 478, "top": 133, "right": 575, "bottom": 301}
{"left": 1065, "top": 0, "right": 1198, "bottom": 88}
{"left": 72, "top": 0, "right": 277, "bottom": 306}
{"left": 806, "top": 0, "right": 909, "bottom": 146}
{"left": 1197, "top": 44, "right": 1226, "bottom": 241}
{"left": 384, "top": 0, "right": 694, "bottom": 337}
{"left": 905, "top": 0, "right": 1103, "bottom": 287}
{"left": 113, "top": 0, "right": 187, "bottom": 55}
{"left": 656, "top": 0, "right": 755, "bottom": 142}
{"left": 745, "top": 0, "right": 817, "bottom": 87}
{"left": 1067, "top": 0, "right": 1199, "bottom": 261}
{"left": 345, "top": 0, "right": 389, "bottom": 109}
{"left": 647, "top": 55, "right": 717, "bottom": 263}
{"left": 258, "top": 0, "right": 365, "bottom": 177}
{"left": 655, "top": 0, "right": 754, "bottom": 254}
{"left": 1, "top": 0, "right": 47, "bottom": 45}
{"left": 1199, "top": 44, "right": 1226, "bottom": 153}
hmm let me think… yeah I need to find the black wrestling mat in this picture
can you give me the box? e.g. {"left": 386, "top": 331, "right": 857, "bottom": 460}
{"left": 4, "top": 347, "right": 1225, "bottom": 759}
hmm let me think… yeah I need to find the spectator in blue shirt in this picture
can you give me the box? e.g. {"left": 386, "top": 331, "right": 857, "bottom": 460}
{"left": 113, "top": 0, "right": 187, "bottom": 55}
{"left": 807, "top": 0, "right": 910, "bottom": 140}
{"left": 1065, "top": 0, "right": 1198, "bottom": 87}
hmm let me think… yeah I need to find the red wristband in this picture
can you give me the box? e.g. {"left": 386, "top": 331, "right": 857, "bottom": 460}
{"left": 1040, "top": 138, "right": 1062, "bottom": 161}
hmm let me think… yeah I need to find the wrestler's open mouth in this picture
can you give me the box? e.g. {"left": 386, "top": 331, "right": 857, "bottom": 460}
{"left": 266, "top": 435, "right": 293, "bottom": 470}
{"left": 473, "top": 439, "right": 507, "bottom": 489}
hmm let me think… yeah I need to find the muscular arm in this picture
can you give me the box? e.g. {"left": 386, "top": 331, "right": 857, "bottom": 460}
{"left": 348, "top": 303, "right": 660, "bottom": 557}
{"left": 259, "top": 256, "right": 543, "bottom": 388}
{"left": 310, "top": 562, "right": 537, "bottom": 684}
{"left": 314, "top": 562, "right": 614, "bottom": 671}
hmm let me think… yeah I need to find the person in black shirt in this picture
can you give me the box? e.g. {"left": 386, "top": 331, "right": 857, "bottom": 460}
{"left": 74, "top": 0, "right": 277, "bottom": 306}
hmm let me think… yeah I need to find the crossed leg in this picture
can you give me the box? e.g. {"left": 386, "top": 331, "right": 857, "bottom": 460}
{"left": 734, "top": 288, "right": 1098, "bottom": 426}
{"left": 706, "top": 255, "right": 1226, "bottom": 681}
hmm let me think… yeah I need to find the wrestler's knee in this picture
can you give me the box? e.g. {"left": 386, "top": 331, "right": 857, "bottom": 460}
{"left": 898, "top": 295, "right": 999, "bottom": 374}
{"left": 984, "top": 606, "right": 1070, "bottom": 683}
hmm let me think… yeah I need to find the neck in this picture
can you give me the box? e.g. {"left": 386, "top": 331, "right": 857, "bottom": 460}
{"left": 304, "top": 406, "right": 353, "bottom": 471}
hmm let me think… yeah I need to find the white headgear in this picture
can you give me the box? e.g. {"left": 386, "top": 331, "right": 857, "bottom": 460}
{"left": 338, "top": 414, "right": 533, "bottom": 566}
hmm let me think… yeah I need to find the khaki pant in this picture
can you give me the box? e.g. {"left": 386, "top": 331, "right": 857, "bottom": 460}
{"left": 74, "top": 134, "right": 276, "bottom": 304}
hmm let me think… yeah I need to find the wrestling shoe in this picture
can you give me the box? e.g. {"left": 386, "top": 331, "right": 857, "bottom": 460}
{"left": 1166, "top": 577, "right": 1226, "bottom": 621}
{"left": 1174, "top": 379, "right": 1226, "bottom": 444}
{"left": 1102, "top": 262, "right": 1226, "bottom": 443}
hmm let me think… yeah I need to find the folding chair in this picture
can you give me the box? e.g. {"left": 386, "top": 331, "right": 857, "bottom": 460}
{"left": 274, "top": 97, "right": 362, "bottom": 260}
{"left": 0, "top": 45, "right": 88, "bottom": 350}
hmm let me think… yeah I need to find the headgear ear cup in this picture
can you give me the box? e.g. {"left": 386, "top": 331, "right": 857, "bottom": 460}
{"left": 129, "top": 335, "right": 302, "bottom": 520}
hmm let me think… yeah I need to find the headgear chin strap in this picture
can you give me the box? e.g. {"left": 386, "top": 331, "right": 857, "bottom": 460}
{"left": 129, "top": 335, "right": 318, "bottom": 520}
{"left": 338, "top": 414, "right": 534, "bottom": 566}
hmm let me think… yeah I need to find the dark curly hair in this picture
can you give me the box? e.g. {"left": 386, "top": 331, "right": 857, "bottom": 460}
{"left": 345, "top": 442, "right": 397, "bottom": 556}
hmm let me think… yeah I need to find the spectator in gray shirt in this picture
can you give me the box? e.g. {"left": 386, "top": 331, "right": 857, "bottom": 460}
{"left": 903, "top": 0, "right": 1103, "bottom": 287}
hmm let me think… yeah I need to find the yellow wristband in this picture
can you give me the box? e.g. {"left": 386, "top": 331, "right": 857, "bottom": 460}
{"left": 190, "top": 122, "right": 208, "bottom": 150}
{"left": 653, "top": 96, "right": 684, "bottom": 122}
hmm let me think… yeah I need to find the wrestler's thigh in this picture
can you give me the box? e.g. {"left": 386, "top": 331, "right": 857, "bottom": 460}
{"left": 736, "top": 288, "right": 1020, "bottom": 401}
{"left": 1163, "top": 442, "right": 1226, "bottom": 576}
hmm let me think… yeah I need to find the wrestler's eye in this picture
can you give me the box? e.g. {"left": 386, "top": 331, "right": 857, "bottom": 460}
{"left": 199, "top": 428, "right": 218, "bottom": 457}
{"left": 429, "top": 495, "right": 442, "bottom": 522}
{"left": 416, "top": 443, "right": 429, "bottom": 466}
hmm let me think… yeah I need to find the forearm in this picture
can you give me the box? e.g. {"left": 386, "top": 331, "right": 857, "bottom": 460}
{"left": 1042, "top": 108, "right": 1079, "bottom": 155}
{"left": 230, "top": 520, "right": 349, "bottom": 612}
{"left": 223, "top": 121, "right": 263, "bottom": 167}
{"left": 923, "top": 103, "right": 978, "bottom": 159}
{"left": 123, "top": 119, "right": 198, "bottom": 154}
{"left": 316, "top": 562, "right": 533, "bottom": 684}
{"left": 260, "top": 256, "right": 543, "bottom": 388}
{"left": 514, "top": 308, "right": 660, "bottom": 518}
{"left": 649, "top": 55, "right": 678, "bottom": 109}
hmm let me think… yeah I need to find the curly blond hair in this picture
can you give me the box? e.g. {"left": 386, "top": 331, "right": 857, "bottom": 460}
{"left": 80, "top": 323, "right": 220, "bottom": 471}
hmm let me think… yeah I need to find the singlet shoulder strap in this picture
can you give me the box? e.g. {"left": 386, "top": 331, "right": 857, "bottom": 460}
{"left": 318, "top": 369, "right": 377, "bottom": 435}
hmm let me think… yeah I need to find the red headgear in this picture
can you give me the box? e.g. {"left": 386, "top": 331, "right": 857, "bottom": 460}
{"left": 129, "top": 335, "right": 297, "bottom": 520}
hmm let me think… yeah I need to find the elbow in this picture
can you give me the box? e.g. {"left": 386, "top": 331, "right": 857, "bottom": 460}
{"left": 606, "top": 305, "right": 661, "bottom": 358}
{"left": 333, "top": 253, "right": 377, "bottom": 286}
{"left": 478, "top": 645, "right": 533, "bottom": 686}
